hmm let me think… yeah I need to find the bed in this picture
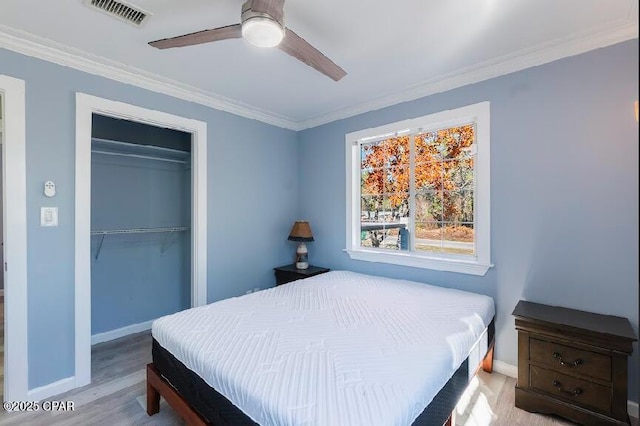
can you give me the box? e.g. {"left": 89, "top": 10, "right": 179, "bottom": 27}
{"left": 147, "top": 270, "right": 495, "bottom": 426}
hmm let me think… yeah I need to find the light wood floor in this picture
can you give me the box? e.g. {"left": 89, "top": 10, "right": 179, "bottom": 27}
{"left": 0, "top": 330, "right": 636, "bottom": 425}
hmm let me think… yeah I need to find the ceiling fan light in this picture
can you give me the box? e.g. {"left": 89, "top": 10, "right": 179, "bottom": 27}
{"left": 242, "top": 16, "right": 284, "bottom": 48}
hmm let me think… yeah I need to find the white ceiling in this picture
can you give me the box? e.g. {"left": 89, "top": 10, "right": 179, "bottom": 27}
{"left": 0, "top": 0, "right": 637, "bottom": 129}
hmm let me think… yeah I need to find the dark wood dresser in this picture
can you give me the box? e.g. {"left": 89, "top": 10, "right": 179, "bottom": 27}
{"left": 513, "top": 300, "right": 637, "bottom": 425}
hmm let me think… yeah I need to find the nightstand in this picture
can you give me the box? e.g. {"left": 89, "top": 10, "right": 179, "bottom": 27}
{"left": 273, "top": 264, "right": 330, "bottom": 286}
{"left": 513, "top": 300, "right": 637, "bottom": 425}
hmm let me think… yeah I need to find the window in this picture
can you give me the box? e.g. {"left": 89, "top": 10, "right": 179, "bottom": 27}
{"left": 345, "top": 102, "right": 492, "bottom": 275}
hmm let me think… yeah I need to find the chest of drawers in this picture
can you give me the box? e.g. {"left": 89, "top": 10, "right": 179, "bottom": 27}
{"left": 513, "top": 300, "right": 637, "bottom": 425}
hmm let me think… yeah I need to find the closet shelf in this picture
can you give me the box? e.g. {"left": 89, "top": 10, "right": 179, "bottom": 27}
{"left": 91, "top": 137, "right": 190, "bottom": 165}
{"left": 91, "top": 226, "right": 189, "bottom": 235}
{"left": 92, "top": 227, "right": 189, "bottom": 259}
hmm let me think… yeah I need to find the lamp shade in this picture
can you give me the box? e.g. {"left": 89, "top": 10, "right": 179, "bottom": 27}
{"left": 288, "top": 221, "right": 314, "bottom": 242}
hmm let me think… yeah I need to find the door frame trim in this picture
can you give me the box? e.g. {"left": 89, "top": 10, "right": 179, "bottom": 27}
{"left": 74, "top": 93, "right": 208, "bottom": 388}
{"left": 1, "top": 74, "right": 29, "bottom": 401}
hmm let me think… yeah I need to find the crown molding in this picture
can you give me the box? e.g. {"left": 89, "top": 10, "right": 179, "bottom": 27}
{"left": 0, "top": 24, "right": 299, "bottom": 130}
{"left": 0, "top": 19, "right": 637, "bottom": 132}
{"left": 297, "top": 20, "right": 638, "bottom": 130}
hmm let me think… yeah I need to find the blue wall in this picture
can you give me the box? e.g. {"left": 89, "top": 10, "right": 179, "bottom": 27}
{"left": 91, "top": 153, "right": 191, "bottom": 334}
{"left": 0, "top": 47, "right": 299, "bottom": 389}
{"left": 1, "top": 39, "right": 638, "bottom": 403}
{"left": 298, "top": 40, "right": 639, "bottom": 402}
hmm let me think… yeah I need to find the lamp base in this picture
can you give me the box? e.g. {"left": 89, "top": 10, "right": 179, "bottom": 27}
{"left": 295, "top": 243, "right": 309, "bottom": 270}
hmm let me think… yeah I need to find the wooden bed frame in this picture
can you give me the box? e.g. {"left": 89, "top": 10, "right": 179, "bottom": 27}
{"left": 146, "top": 341, "right": 495, "bottom": 426}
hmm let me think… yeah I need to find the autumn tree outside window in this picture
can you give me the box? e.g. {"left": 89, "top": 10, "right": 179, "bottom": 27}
{"left": 345, "top": 102, "right": 492, "bottom": 276}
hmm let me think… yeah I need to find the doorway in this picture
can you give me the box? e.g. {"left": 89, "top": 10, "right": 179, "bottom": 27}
{"left": 0, "top": 74, "right": 28, "bottom": 401}
{"left": 74, "top": 94, "right": 208, "bottom": 390}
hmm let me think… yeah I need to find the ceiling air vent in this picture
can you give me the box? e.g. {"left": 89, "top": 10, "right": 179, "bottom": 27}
{"left": 84, "top": 0, "right": 151, "bottom": 27}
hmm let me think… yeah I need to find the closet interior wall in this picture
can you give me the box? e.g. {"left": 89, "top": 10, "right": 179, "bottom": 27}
{"left": 90, "top": 115, "right": 192, "bottom": 337}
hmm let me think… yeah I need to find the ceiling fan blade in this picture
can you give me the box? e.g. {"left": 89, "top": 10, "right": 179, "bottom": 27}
{"left": 278, "top": 29, "right": 346, "bottom": 81}
{"left": 149, "top": 24, "right": 242, "bottom": 49}
{"left": 247, "top": 0, "right": 285, "bottom": 24}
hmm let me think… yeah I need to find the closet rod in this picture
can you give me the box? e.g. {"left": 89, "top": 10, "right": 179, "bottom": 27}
{"left": 91, "top": 149, "right": 188, "bottom": 165}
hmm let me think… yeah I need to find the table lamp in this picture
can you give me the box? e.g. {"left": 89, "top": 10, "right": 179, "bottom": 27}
{"left": 288, "top": 221, "right": 314, "bottom": 269}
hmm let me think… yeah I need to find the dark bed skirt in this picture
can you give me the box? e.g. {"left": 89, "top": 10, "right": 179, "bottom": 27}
{"left": 152, "top": 318, "right": 495, "bottom": 425}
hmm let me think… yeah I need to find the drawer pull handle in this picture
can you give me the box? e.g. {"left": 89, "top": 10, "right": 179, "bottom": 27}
{"left": 552, "top": 380, "right": 583, "bottom": 397}
{"left": 552, "top": 352, "right": 583, "bottom": 367}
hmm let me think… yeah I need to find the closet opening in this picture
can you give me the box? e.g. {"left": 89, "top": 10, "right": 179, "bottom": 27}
{"left": 75, "top": 93, "right": 208, "bottom": 391}
{"left": 89, "top": 115, "right": 192, "bottom": 353}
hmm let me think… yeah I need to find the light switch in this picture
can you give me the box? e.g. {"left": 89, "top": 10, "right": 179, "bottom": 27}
{"left": 40, "top": 207, "right": 58, "bottom": 227}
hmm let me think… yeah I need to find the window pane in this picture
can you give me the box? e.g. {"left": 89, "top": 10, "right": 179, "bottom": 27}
{"left": 415, "top": 222, "right": 475, "bottom": 255}
{"left": 385, "top": 166, "right": 409, "bottom": 194}
{"left": 450, "top": 125, "right": 475, "bottom": 149}
{"left": 360, "top": 230, "right": 378, "bottom": 248}
{"left": 415, "top": 133, "right": 442, "bottom": 163}
{"left": 360, "top": 196, "right": 408, "bottom": 226}
{"left": 384, "top": 136, "right": 410, "bottom": 166}
{"left": 361, "top": 169, "right": 385, "bottom": 195}
{"left": 436, "top": 125, "right": 475, "bottom": 160}
{"left": 442, "top": 190, "right": 474, "bottom": 223}
{"left": 442, "top": 223, "right": 474, "bottom": 255}
{"left": 360, "top": 192, "right": 408, "bottom": 251}
{"left": 415, "top": 222, "right": 442, "bottom": 253}
{"left": 416, "top": 192, "right": 442, "bottom": 222}
{"left": 360, "top": 227, "right": 404, "bottom": 250}
{"left": 415, "top": 125, "right": 475, "bottom": 164}
{"left": 442, "top": 158, "right": 474, "bottom": 191}
{"left": 415, "top": 161, "right": 442, "bottom": 191}
{"left": 361, "top": 140, "right": 385, "bottom": 169}
{"left": 452, "top": 146, "right": 474, "bottom": 161}
{"left": 383, "top": 194, "right": 409, "bottom": 222}
{"left": 361, "top": 220, "right": 408, "bottom": 251}
{"left": 361, "top": 195, "right": 383, "bottom": 221}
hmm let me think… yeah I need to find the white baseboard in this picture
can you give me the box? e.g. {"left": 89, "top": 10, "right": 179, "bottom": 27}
{"left": 491, "top": 360, "right": 639, "bottom": 419}
{"left": 629, "top": 400, "right": 639, "bottom": 419}
{"left": 493, "top": 360, "right": 518, "bottom": 378}
{"left": 91, "top": 319, "right": 155, "bottom": 345}
{"left": 26, "top": 376, "right": 75, "bottom": 401}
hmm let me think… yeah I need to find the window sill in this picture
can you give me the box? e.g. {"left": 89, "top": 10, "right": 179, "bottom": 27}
{"left": 344, "top": 249, "right": 493, "bottom": 276}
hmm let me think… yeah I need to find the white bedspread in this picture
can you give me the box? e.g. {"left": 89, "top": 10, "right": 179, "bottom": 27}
{"left": 152, "top": 270, "right": 495, "bottom": 426}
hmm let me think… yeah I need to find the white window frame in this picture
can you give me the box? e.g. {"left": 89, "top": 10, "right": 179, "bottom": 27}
{"left": 344, "top": 102, "right": 492, "bottom": 276}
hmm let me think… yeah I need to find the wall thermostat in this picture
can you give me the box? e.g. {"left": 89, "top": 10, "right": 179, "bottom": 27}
{"left": 44, "top": 181, "right": 56, "bottom": 197}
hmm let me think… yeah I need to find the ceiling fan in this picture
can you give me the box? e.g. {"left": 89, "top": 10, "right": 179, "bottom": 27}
{"left": 149, "top": 0, "right": 347, "bottom": 81}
